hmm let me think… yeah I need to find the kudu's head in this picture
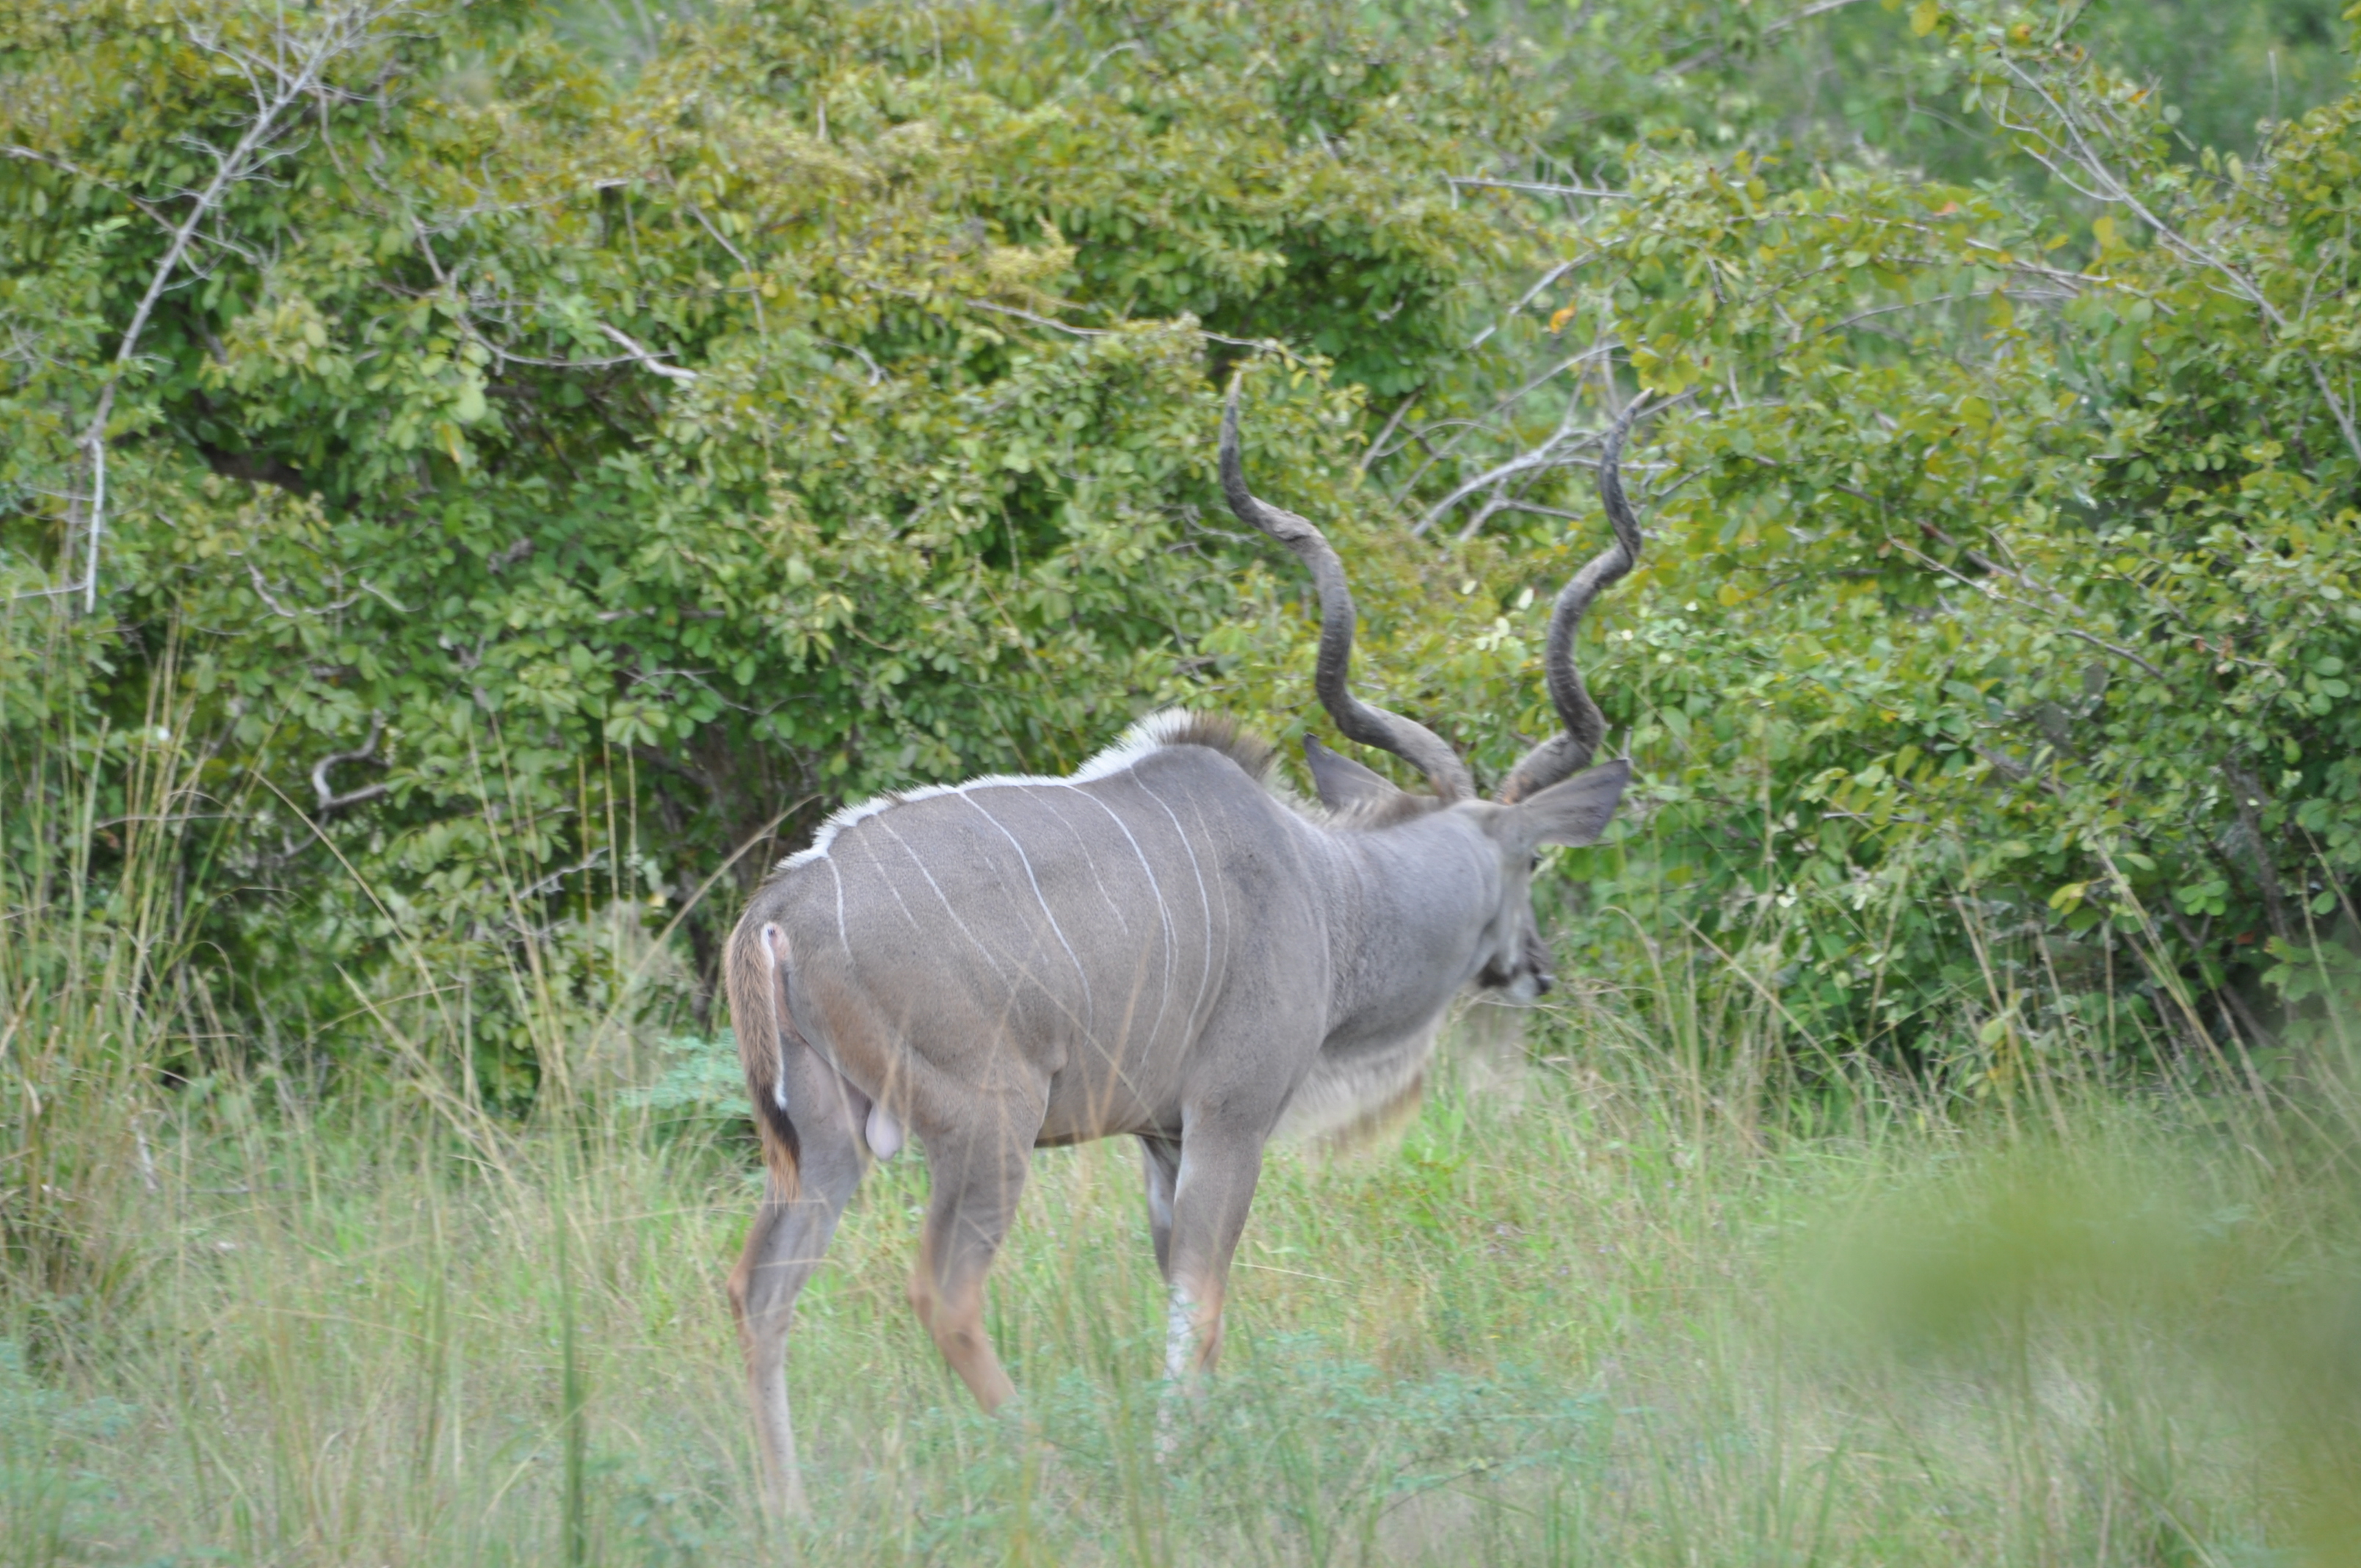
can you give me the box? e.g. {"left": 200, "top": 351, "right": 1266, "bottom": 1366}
{"left": 1221, "top": 381, "right": 1647, "bottom": 1003}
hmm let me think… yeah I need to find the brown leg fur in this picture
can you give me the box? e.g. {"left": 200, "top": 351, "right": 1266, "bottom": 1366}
{"left": 907, "top": 1101, "right": 1041, "bottom": 1411}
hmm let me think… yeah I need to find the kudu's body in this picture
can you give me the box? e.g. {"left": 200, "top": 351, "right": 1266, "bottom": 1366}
{"left": 725, "top": 386, "right": 1648, "bottom": 1514}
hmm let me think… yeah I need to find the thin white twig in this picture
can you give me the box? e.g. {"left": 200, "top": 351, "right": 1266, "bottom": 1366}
{"left": 1, "top": 145, "right": 175, "bottom": 232}
{"left": 1469, "top": 253, "right": 1592, "bottom": 351}
{"left": 67, "top": 1, "right": 406, "bottom": 614}
{"left": 1995, "top": 56, "right": 2361, "bottom": 466}
{"left": 598, "top": 324, "right": 700, "bottom": 382}
{"left": 1395, "top": 343, "right": 1620, "bottom": 498}
{"left": 1416, "top": 435, "right": 1603, "bottom": 537}
{"left": 84, "top": 438, "right": 105, "bottom": 614}
{"left": 957, "top": 298, "right": 1110, "bottom": 337}
{"left": 313, "top": 714, "right": 389, "bottom": 814}
{"left": 1445, "top": 177, "right": 1628, "bottom": 200}
{"left": 1888, "top": 537, "right": 2166, "bottom": 680}
{"left": 1663, "top": 0, "right": 1876, "bottom": 75}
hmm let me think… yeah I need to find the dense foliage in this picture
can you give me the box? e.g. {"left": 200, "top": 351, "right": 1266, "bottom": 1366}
{"left": 1492, "top": 2, "right": 2361, "bottom": 1070}
{"left": 1, "top": 0, "right": 1518, "bottom": 1091}
{"left": 4, "top": 0, "right": 2357, "bottom": 1097}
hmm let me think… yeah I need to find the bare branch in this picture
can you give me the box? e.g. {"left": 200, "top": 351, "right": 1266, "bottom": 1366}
{"left": 65, "top": 0, "right": 410, "bottom": 614}
{"left": 245, "top": 561, "right": 360, "bottom": 618}
{"left": 1663, "top": 0, "right": 1876, "bottom": 76}
{"left": 313, "top": 714, "right": 390, "bottom": 815}
{"left": 681, "top": 197, "right": 766, "bottom": 334}
{"left": 1468, "top": 253, "right": 1593, "bottom": 352}
{"left": 1396, "top": 343, "right": 1620, "bottom": 501}
{"left": 1446, "top": 177, "right": 1628, "bottom": 200}
{"left": 1, "top": 145, "right": 175, "bottom": 233}
{"left": 1357, "top": 388, "right": 1424, "bottom": 475}
{"left": 1415, "top": 374, "right": 1619, "bottom": 541}
{"left": 598, "top": 323, "right": 701, "bottom": 382}
{"left": 956, "top": 298, "right": 1111, "bottom": 338}
{"left": 1993, "top": 56, "right": 2361, "bottom": 467}
{"left": 1887, "top": 535, "right": 2167, "bottom": 680}
{"left": 956, "top": 294, "right": 1285, "bottom": 353}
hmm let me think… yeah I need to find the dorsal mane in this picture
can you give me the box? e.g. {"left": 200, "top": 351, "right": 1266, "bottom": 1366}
{"left": 1071, "top": 708, "right": 1277, "bottom": 786}
{"left": 1082, "top": 711, "right": 1445, "bottom": 830}
{"left": 1320, "top": 788, "right": 1446, "bottom": 830}
{"left": 775, "top": 710, "right": 1285, "bottom": 877}
{"left": 1142, "top": 711, "right": 1277, "bottom": 783}
{"left": 771, "top": 708, "right": 1455, "bottom": 884}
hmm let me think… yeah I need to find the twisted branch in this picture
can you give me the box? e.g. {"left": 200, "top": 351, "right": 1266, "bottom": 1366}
{"left": 313, "top": 715, "right": 389, "bottom": 815}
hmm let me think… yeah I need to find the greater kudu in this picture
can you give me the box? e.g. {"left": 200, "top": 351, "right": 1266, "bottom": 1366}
{"left": 724, "top": 384, "right": 1645, "bottom": 1513}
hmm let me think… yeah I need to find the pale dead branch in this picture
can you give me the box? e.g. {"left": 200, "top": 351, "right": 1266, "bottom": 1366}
{"left": 313, "top": 714, "right": 390, "bottom": 815}
{"left": 598, "top": 323, "right": 702, "bottom": 382}
{"left": 1992, "top": 55, "right": 2361, "bottom": 467}
{"left": 61, "top": 0, "right": 411, "bottom": 615}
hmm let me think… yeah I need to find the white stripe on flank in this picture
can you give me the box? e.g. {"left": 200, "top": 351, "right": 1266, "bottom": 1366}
{"left": 875, "top": 815, "right": 1093, "bottom": 1045}
{"left": 1029, "top": 788, "right": 1131, "bottom": 936}
{"left": 1055, "top": 783, "right": 1177, "bottom": 1049}
{"left": 1133, "top": 771, "right": 1218, "bottom": 1037}
{"left": 962, "top": 793, "right": 1094, "bottom": 1033}
{"left": 1181, "top": 779, "right": 1236, "bottom": 1010}
{"left": 876, "top": 817, "right": 1012, "bottom": 990}
{"left": 857, "top": 831, "right": 929, "bottom": 934}
{"left": 770, "top": 710, "right": 1227, "bottom": 1050}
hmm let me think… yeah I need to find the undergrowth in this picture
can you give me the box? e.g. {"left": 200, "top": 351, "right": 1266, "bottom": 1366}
{"left": 4, "top": 662, "right": 2359, "bottom": 1565}
{"left": 4, "top": 992, "right": 2360, "bottom": 1564}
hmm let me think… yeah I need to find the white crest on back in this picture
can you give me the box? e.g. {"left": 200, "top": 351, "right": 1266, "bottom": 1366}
{"left": 1070, "top": 708, "right": 1205, "bottom": 783}
{"left": 776, "top": 710, "right": 1219, "bottom": 871}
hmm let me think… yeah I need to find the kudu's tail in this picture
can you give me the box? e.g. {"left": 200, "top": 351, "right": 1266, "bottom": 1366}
{"left": 725, "top": 910, "right": 803, "bottom": 1201}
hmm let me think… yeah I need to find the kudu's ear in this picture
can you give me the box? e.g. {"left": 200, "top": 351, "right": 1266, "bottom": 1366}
{"left": 1510, "top": 759, "right": 1631, "bottom": 849}
{"left": 1304, "top": 734, "right": 1405, "bottom": 813}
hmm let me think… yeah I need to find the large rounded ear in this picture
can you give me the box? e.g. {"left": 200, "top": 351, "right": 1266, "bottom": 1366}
{"left": 1509, "top": 759, "right": 1631, "bottom": 849}
{"left": 1304, "top": 733, "right": 1408, "bottom": 813}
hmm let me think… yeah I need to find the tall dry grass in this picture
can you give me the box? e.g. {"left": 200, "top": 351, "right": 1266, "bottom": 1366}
{"left": 4, "top": 661, "right": 2359, "bottom": 1565}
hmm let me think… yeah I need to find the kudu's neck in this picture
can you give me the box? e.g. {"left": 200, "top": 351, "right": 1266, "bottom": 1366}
{"left": 1308, "top": 809, "right": 1503, "bottom": 1047}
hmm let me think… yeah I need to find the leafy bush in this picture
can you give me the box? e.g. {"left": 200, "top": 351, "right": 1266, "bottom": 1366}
{"left": 5, "top": 0, "right": 2357, "bottom": 1099}
{"left": 1, "top": 0, "right": 1513, "bottom": 1086}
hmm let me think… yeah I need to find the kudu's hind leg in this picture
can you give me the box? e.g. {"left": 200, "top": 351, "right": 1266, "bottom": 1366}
{"left": 727, "top": 1052, "right": 864, "bottom": 1517}
{"left": 910, "top": 1105, "right": 1041, "bottom": 1412}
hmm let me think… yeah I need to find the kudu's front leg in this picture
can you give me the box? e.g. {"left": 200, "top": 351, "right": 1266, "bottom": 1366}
{"left": 727, "top": 1050, "right": 864, "bottom": 1517}
{"left": 1159, "top": 1125, "right": 1269, "bottom": 1381}
{"left": 1139, "top": 1134, "right": 1181, "bottom": 1278}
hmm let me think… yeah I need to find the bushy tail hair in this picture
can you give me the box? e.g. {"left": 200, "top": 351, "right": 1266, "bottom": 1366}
{"left": 725, "top": 910, "right": 802, "bottom": 1200}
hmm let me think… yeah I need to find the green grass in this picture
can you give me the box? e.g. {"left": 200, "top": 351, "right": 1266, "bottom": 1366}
{"left": 4, "top": 667, "right": 2356, "bottom": 1564}
{"left": 5, "top": 999, "right": 2357, "bottom": 1566}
